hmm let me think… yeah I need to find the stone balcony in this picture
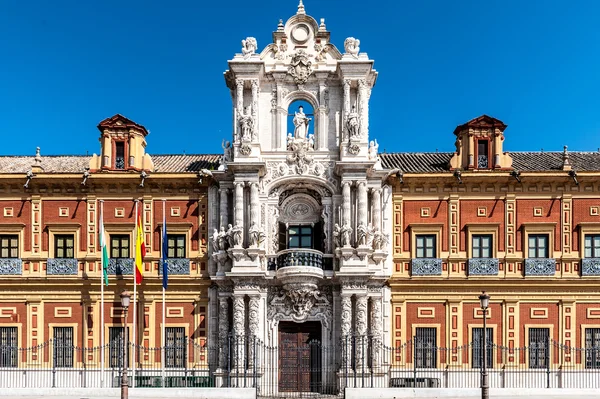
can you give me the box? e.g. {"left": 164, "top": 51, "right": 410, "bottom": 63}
{"left": 468, "top": 258, "right": 499, "bottom": 276}
{"left": 411, "top": 258, "right": 442, "bottom": 276}
{"left": 0, "top": 258, "right": 22, "bottom": 275}
{"left": 275, "top": 249, "right": 325, "bottom": 286}
{"left": 158, "top": 258, "right": 191, "bottom": 275}
{"left": 581, "top": 258, "right": 600, "bottom": 276}
{"left": 524, "top": 258, "right": 556, "bottom": 276}
{"left": 47, "top": 258, "right": 78, "bottom": 275}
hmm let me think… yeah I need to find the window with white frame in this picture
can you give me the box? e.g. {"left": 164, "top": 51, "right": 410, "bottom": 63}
{"left": 472, "top": 235, "right": 492, "bottom": 258}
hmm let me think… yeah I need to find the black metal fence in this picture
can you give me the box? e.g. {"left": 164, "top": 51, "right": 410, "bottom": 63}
{"left": 0, "top": 335, "right": 599, "bottom": 396}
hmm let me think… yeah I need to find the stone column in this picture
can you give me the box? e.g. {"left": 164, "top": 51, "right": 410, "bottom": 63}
{"left": 370, "top": 295, "right": 383, "bottom": 368}
{"left": 232, "top": 294, "right": 246, "bottom": 370}
{"left": 340, "top": 293, "right": 353, "bottom": 369}
{"left": 251, "top": 79, "right": 259, "bottom": 142}
{"left": 218, "top": 297, "right": 230, "bottom": 369}
{"left": 342, "top": 181, "right": 351, "bottom": 228}
{"left": 355, "top": 295, "right": 368, "bottom": 370}
{"left": 235, "top": 79, "right": 244, "bottom": 142}
{"left": 250, "top": 182, "right": 259, "bottom": 228}
{"left": 358, "top": 79, "right": 368, "bottom": 137}
{"left": 234, "top": 182, "right": 245, "bottom": 247}
{"left": 371, "top": 188, "right": 381, "bottom": 233}
{"left": 219, "top": 187, "right": 229, "bottom": 230}
{"left": 357, "top": 181, "right": 368, "bottom": 231}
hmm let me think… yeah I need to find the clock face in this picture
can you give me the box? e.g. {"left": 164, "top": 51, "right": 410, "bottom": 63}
{"left": 291, "top": 24, "right": 310, "bottom": 44}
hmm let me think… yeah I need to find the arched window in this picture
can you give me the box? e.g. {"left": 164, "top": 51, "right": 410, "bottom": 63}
{"left": 287, "top": 100, "right": 314, "bottom": 143}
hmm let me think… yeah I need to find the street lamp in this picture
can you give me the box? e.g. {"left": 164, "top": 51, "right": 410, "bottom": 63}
{"left": 479, "top": 291, "right": 490, "bottom": 399}
{"left": 120, "top": 290, "right": 131, "bottom": 399}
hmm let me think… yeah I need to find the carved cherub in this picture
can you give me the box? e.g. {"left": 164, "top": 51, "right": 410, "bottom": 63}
{"left": 241, "top": 37, "right": 258, "bottom": 58}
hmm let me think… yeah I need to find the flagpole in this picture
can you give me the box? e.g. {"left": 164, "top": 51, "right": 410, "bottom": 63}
{"left": 99, "top": 200, "right": 105, "bottom": 388}
{"left": 132, "top": 199, "right": 138, "bottom": 389}
{"left": 161, "top": 199, "right": 166, "bottom": 387}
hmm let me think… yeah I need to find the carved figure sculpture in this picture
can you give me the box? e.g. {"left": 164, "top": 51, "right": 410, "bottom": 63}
{"left": 217, "top": 226, "right": 228, "bottom": 250}
{"left": 356, "top": 223, "right": 368, "bottom": 247}
{"left": 308, "top": 134, "right": 315, "bottom": 149}
{"left": 286, "top": 133, "right": 293, "bottom": 149}
{"left": 211, "top": 228, "right": 220, "bottom": 252}
{"left": 344, "top": 37, "right": 360, "bottom": 56}
{"left": 226, "top": 224, "right": 234, "bottom": 248}
{"left": 372, "top": 227, "right": 383, "bottom": 250}
{"left": 341, "top": 223, "right": 352, "bottom": 247}
{"left": 347, "top": 106, "right": 360, "bottom": 139}
{"left": 293, "top": 106, "right": 311, "bottom": 140}
{"left": 368, "top": 139, "right": 379, "bottom": 160}
{"left": 241, "top": 37, "right": 257, "bottom": 58}
{"left": 238, "top": 106, "right": 253, "bottom": 141}
{"left": 232, "top": 224, "right": 243, "bottom": 247}
{"left": 333, "top": 223, "right": 341, "bottom": 249}
{"left": 222, "top": 140, "right": 233, "bottom": 162}
{"left": 249, "top": 221, "right": 266, "bottom": 248}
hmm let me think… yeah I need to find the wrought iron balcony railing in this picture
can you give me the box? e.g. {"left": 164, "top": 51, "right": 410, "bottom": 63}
{"left": 47, "top": 258, "right": 78, "bottom": 275}
{"left": 524, "top": 258, "right": 556, "bottom": 276}
{"left": 468, "top": 258, "right": 499, "bottom": 276}
{"left": 158, "top": 258, "right": 191, "bottom": 275}
{"left": 107, "top": 258, "right": 134, "bottom": 275}
{"left": 581, "top": 258, "right": 600, "bottom": 276}
{"left": 276, "top": 249, "right": 324, "bottom": 269}
{"left": 0, "top": 258, "right": 22, "bottom": 275}
{"left": 411, "top": 258, "right": 442, "bottom": 276}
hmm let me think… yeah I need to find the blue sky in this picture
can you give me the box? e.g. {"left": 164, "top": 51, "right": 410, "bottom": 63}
{"left": 1, "top": 0, "right": 599, "bottom": 156}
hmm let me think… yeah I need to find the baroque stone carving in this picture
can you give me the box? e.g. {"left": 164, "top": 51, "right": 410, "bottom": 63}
{"left": 468, "top": 258, "right": 499, "bottom": 276}
{"left": 347, "top": 105, "right": 360, "bottom": 139}
{"left": 286, "top": 138, "right": 314, "bottom": 174}
{"left": 233, "top": 295, "right": 245, "bottom": 336}
{"left": 238, "top": 106, "right": 253, "bottom": 142}
{"left": 248, "top": 221, "right": 266, "bottom": 248}
{"left": 344, "top": 37, "right": 360, "bottom": 57}
{"left": 239, "top": 144, "right": 252, "bottom": 156}
{"left": 218, "top": 297, "right": 229, "bottom": 368}
{"left": 46, "top": 258, "right": 77, "bottom": 275}
{"left": 288, "top": 50, "right": 313, "bottom": 84}
{"left": 0, "top": 258, "right": 22, "bottom": 275}
{"left": 248, "top": 296, "right": 260, "bottom": 336}
{"left": 292, "top": 106, "right": 311, "bottom": 139}
{"left": 268, "top": 285, "right": 331, "bottom": 327}
{"left": 348, "top": 143, "right": 360, "bottom": 155}
{"left": 241, "top": 37, "right": 257, "bottom": 58}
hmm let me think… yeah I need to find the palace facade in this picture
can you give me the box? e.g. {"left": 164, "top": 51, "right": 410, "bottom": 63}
{"left": 1, "top": 1, "right": 600, "bottom": 380}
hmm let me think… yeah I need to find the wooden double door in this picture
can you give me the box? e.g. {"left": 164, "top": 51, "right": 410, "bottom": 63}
{"left": 278, "top": 321, "right": 322, "bottom": 392}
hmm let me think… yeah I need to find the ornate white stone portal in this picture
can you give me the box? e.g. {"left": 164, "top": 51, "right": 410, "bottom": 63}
{"left": 208, "top": 2, "right": 392, "bottom": 384}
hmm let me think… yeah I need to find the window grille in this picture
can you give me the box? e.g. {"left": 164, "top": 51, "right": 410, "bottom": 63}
{"left": 415, "top": 327, "right": 436, "bottom": 368}
{"left": 53, "top": 327, "right": 74, "bottom": 368}
{"left": 165, "top": 327, "right": 186, "bottom": 368}
{"left": 0, "top": 327, "right": 17, "bottom": 367}
{"left": 472, "top": 327, "right": 493, "bottom": 368}
{"left": 528, "top": 327, "right": 549, "bottom": 369}
{"left": 585, "top": 328, "right": 600, "bottom": 369}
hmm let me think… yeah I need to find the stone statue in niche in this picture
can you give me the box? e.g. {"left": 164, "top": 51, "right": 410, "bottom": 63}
{"left": 239, "top": 106, "right": 253, "bottom": 142}
{"left": 249, "top": 221, "right": 266, "bottom": 248}
{"left": 347, "top": 106, "right": 360, "bottom": 139}
{"left": 344, "top": 37, "right": 360, "bottom": 57}
{"left": 241, "top": 37, "right": 257, "bottom": 58}
{"left": 293, "top": 106, "right": 311, "bottom": 140}
{"left": 371, "top": 227, "right": 387, "bottom": 250}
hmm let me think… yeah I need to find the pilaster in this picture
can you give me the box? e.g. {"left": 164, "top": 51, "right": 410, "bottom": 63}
{"left": 503, "top": 300, "right": 519, "bottom": 365}
{"left": 448, "top": 195, "right": 460, "bottom": 276}
{"left": 505, "top": 194, "right": 517, "bottom": 277}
